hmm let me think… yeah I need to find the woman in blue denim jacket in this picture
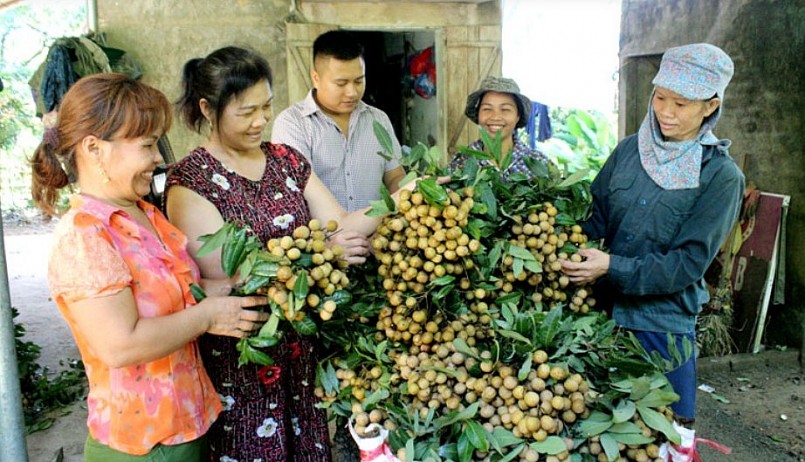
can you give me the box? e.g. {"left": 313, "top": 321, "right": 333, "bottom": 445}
{"left": 561, "top": 43, "right": 745, "bottom": 423}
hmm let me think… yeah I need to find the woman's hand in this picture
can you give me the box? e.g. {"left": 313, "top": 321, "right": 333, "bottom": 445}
{"left": 201, "top": 295, "right": 269, "bottom": 338}
{"left": 560, "top": 248, "right": 610, "bottom": 285}
{"left": 199, "top": 278, "right": 235, "bottom": 296}
{"left": 328, "top": 230, "right": 371, "bottom": 265}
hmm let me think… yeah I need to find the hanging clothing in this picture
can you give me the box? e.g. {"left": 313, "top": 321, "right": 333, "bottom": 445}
{"left": 39, "top": 45, "right": 78, "bottom": 112}
{"left": 526, "top": 101, "right": 552, "bottom": 149}
{"left": 29, "top": 36, "right": 142, "bottom": 116}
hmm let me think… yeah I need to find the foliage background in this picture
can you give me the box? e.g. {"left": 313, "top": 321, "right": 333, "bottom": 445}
{"left": 0, "top": 0, "right": 85, "bottom": 212}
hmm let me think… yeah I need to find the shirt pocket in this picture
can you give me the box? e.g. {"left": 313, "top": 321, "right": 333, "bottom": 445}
{"left": 650, "top": 190, "right": 698, "bottom": 245}
{"left": 607, "top": 171, "right": 637, "bottom": 219}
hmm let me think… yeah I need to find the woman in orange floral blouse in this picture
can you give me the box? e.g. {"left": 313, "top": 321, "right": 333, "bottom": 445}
{"left": 30, "top": 73, "right": 268, "bottom": 461}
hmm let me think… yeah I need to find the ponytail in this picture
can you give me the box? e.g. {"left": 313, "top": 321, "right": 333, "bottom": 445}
{"left": 177, "top": 58, "right": 206, "bottom": 133}
{"left": 30, "top": 128, "right": 73, "bottom": 216}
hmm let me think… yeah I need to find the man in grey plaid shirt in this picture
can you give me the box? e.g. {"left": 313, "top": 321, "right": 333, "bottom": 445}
{"left": 271, "top": 30, "right": 406, "bottom": 213}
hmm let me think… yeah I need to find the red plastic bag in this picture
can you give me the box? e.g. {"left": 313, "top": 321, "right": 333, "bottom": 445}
{"left": 409, "top": 47, "right": 433, "bottom": 76}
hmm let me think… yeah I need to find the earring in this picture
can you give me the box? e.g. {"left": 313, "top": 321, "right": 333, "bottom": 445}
{"left": 97, "top": 162, "right": 111, "bottom": 184}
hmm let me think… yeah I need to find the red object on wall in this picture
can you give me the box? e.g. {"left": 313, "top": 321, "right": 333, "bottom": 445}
{"left": 728, "top": 192, "right": 787, "bottom": 352}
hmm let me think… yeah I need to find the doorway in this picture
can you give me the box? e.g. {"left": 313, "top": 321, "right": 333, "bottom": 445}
{"left": 351, "top": 30, "right": 438, "bottom": 149}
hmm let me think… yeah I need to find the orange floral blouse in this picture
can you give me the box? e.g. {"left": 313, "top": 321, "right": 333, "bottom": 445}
{"left": 48, "top": 195, "right": 221, "bottom": 455}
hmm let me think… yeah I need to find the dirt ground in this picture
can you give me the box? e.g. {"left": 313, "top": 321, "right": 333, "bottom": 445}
{"left": 3, "top": 217, "right": 803, "bottom": 462}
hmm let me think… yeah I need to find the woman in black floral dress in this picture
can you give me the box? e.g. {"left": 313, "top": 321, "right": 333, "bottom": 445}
{"left": 166, "top": 46, "right": 403, "bottom": 462}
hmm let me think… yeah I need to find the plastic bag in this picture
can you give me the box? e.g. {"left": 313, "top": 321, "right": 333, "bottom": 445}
{"left": 348, "top": 420, "right": 401, "bottom": 462}
{"left": 659, "top": 421, "right": 732, "bottom": 461}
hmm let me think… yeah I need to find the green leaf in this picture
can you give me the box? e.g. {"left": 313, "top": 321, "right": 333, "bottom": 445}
{"left": 324, "top": 290, "right": 353, "bottom": 307}
{"left": 479, "top": 182, "right": 497, "bottom": 219}
{"left": 464, "top": 421, "right": 489, "bottom": 452}
{"left": 366, "top": 199, "right": 391, "bottom": 217}
{"left": 293, "top": 270, "right": 309, "bottom": 300}
{"left": 600, "top": 433, "right": 620, "bottom": 462}
{"left": 431, "top": 275, "right": 456, "bottom": 286}
{"left": 379, "top": 183, "right": 396, "bottom": 212}
{"left": 490, "top": 427, "right": 523, "bottom": 449}
{"left": 258, "top": 313, "right": 280, "bottom": 338}
{"left": 557, "top": 168, "right": 590, "bottom": 188}
{"left": 248, "top": 336, "right": 278, "bottom": 348}
{"left": 608, "top": 421, "right": 643, "bottom": 434}
{"left": 530, "top": 436, "right": 567, "bottom": 455}
{"left": 524, "top": 259, "right": 542, "bottom": 273}
{"left": 637, "top": 404, "right": 680, "bottom": 444}
{"left": 427, "top": 145, "right": 444, "bottom": 168}
{"left": 452, "top": 338, "right": 480, "bottom": 360}
{"left": 612, "top": 400, "right": 636, "bottom": 423}
{"left": 196, "top": 222, "right": 232, "bottom": 258}
{"left": 577, "top": 411, "right": 613, "bottom": 437}
{"left": 432, "top": 402, "right": 479, "bottom": 429}
{"left": 405, "top": 438, "right": 414, "bottom": 462}
{"left": 488, "top": 241, "right": 503, "bottom": 269}
{"left": 189, "top": 283, "right": 207, "bottom": 302}
{"left": 457, "top": 433, "right": 473, "bottom": 462}
{"left": 398, "top": 171, "right": 418, "bottom": 189}
{"left": 497, "top": 444, "right": 526, "bottom": 462}
{"left": 362, "top": 388, "right": 390, "bottom": 408}
{"left": 637, "top": 388, "right": 680, "bottom": 408}
{"left": 373, "top": 120, "right": 394, "bottom": 158}
{"left": 318, "top": 361, "right": 340, "bottom": 394}
{"left": 238, "top": 275, "right": 271, "bottom": 295}
{"left": 512, "top": 257, "right": 524, "bottom": 278}
{"left": 418, "top": 177, "right": 449, "bottom": 208}
{"left": 609, "top": 432, "right": 654, "bottom": 445}
{"left": 629, "top": 375, "right": 652, "bottom": 401}
{"left": 496, "top": 329, "right": 532, "bottom": 345}
{"left": 292, "top": 316, "right": 318, "bottom": 336}
{"left": 250, "top": 259, "right": 279, "bottom": 277}
{"left": 518, "top": 355, "right": 533, "bottom": 381}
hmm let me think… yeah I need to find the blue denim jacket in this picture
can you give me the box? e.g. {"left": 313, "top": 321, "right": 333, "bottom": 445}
{"left": 583, "top": 135, "right": 744, "bottom": 333}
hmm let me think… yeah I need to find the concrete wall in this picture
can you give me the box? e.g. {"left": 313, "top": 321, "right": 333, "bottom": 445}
{"left": 97, "top": 0, "right": 291, "bottom": 157}
{"left": 620, "top": 0, "right": 805, "bottom": 346}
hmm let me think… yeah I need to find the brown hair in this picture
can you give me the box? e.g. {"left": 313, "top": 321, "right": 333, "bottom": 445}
{"left": 31, "top": 73, "right": 172, "bottom": 215}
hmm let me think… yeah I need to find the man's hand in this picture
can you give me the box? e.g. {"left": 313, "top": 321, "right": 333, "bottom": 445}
{"left": 329, "top": 230, "right": 371, "bottom": 265}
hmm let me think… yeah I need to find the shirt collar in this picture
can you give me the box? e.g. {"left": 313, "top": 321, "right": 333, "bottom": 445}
{"left": 70, "top": 194, "right": 157, "bottom": 227}
{"left": 301, "top": 89, "right": 368, "bottom": 118}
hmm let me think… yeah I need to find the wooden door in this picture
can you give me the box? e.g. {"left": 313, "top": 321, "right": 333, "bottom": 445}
{"left": 441, "top": 25, "right": 502, "bottom": 156}
{"left": 285, "top": 23, "right": 338, "bottom": 104}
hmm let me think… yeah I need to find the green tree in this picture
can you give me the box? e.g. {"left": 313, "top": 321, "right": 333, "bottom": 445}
{"left": 0, "top": 0, "right": 85, "bottom": 210}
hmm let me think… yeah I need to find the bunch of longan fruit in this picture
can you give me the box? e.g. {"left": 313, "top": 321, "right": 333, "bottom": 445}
{"left": 497, "top": 202, "right": 597, "bottom": 313}
{"left": 263, "top": 219, "right": 349, "bottom": 321}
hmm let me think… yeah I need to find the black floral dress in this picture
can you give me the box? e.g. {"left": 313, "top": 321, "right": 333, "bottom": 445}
{"left": 167, "top": 142, "right": 331, "bottom": 462}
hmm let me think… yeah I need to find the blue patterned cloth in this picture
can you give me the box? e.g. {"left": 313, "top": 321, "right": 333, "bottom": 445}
{"left": 450, "top": 136, "right": 550, "bottom": 180}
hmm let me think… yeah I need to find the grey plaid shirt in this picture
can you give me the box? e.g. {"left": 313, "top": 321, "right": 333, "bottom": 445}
{"left": 270, "top": 91, "right": 402, "bottom": 212}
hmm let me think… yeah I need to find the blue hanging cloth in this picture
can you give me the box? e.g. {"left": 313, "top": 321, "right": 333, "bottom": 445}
{"left": 526, "top": 101, "right": 552, "bottom": 148}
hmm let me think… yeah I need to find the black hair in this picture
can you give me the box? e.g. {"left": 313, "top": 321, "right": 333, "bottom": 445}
{"left": 313, "top": 30, "right": 364, "bottom": 62}
{"left": 177, "top": 46, "right": 273, "bottom": 133}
